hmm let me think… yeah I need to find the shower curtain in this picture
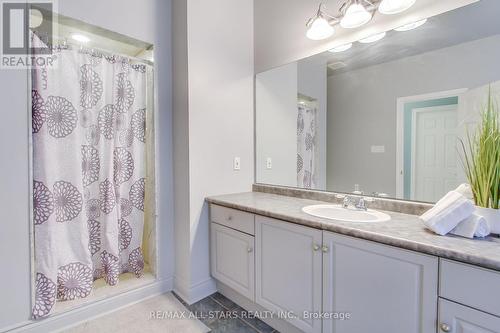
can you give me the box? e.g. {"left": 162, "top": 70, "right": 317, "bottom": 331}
{"left": 31, "top": 47, "right": 152, "bottom": 319}
{"left": 297, "top": 103, "right": 317, "bottom": 188}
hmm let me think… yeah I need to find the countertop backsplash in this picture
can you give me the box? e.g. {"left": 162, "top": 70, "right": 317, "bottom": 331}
{"left": 253, "top": 184, "right": 433, "bottom": 216}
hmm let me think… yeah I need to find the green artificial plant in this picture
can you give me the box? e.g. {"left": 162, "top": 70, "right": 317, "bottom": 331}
{"left": 460, "top": 87, "right": 500, "bottom": 209}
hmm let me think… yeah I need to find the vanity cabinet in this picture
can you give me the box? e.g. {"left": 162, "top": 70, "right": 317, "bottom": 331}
{"left": 210, "top": 206, "right": 255, "bottom": 301}
{"left": 209, "top": 204, "right": 500, "bottom": 333}
{"left": 255, "top": 216, "right": 322, "bottom": 333}
{"left": 322, "top": 232, "right": 438, "bottom": 333}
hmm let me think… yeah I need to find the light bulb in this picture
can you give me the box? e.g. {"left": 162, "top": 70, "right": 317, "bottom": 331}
{"left": 340, "top": 3, "right": 372, "bottom": 29}
{"left": 71, "top": 34, "right": 90, "bottom": 43}
{"left": 329, "top": 43, "right": 353, "bottom": 53}
{"left": 378, "top": 0, "right": 416, "bottom": 15}
{"left": 306, "top": 16, "right": 335, "bottom": 40}
{"left": 359, "top": 32, "right": 386, "bottom": 43}
{"left": 394, "top": 19, "right": 427, "bottom": 31}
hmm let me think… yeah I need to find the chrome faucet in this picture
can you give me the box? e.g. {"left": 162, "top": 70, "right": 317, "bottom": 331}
{"left": 342, "top": 195, "right": 368, "bottom": 211}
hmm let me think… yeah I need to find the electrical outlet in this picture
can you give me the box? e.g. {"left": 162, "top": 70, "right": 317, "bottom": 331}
{"left": 371, "top": 145, "right": 385, "bottom": 153}
{"left": 266, "top": 157, "right": 272, "bottom": 169}
{"left": 233, "top": 157, "right": 241, "bottom": 170}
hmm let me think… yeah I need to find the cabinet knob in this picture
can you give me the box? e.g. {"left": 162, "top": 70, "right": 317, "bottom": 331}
{"left": 313, "top": 244, "right": 320, "bottom": 251}
{"left": 247, "top": 247, "right": 253, "bottom": 253}
{"left": 227, "top": 216, "right": 232, "bottom": 221}
{"left": 440, "top": 323, "right": 451, "bottom": 332}
{"left": 322, "top": 245, "right": 329, "bottom": 253}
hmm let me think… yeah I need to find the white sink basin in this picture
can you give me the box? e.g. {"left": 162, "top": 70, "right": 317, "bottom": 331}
{"left": 302, "top": 204, "right": 391, "bottom": 223}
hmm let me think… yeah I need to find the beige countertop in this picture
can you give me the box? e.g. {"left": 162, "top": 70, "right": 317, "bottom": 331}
{"left": 206, "top": 191, "right": 500, "bottom": 271}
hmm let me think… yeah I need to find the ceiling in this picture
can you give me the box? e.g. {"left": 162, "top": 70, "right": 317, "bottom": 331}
{"left": 30, "top": 11, "right": 153, "bottom": 61}
{"left": 310, "top": 0, "right": 500, "bottom": 76}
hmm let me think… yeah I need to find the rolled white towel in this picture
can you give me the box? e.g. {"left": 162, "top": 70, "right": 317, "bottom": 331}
{"left": 420, "top": 190, "right": 475, "bottom": 235}
{"left": 455, "top": 183, "right": 474, "bottom": 200}
{"left": 450, "top": 214, "right": 491, "bottom": 238}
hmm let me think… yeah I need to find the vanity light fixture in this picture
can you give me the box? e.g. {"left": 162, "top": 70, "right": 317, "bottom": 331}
{"left": 329, "top": 43, "right": 353, "bottom": 53}
{"left": 340, "top": 0, "right": 373, "bottom": 29}
{"left": 394, "top": 18, "right": 427, "bottom": 31}
{"left": 359, "top": 31, "right": 386, "bottom": 43}
{"left": 71, "top": 33, "right": 90, "bottom": 43}
{"left": 306, "top": 0, "right": 417, "bottom": 40}
{"left": 378, "top": 0, "right": 416, "bottom": 15}
{"left": 306, "top": 4, "right": 336, "bottom": 40}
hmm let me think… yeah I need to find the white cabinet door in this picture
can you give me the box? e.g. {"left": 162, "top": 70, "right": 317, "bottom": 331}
{"left": 255, "top": 216, "right": 322, "bottom": 333}
{"left": 323, "top": 232, "right": 438, "bottom": 333}
{"left": 211, "top": 223, "right": 255, "bottom": 301}
{"left": 439, "top": 299, "right": 500, "bottom": 333}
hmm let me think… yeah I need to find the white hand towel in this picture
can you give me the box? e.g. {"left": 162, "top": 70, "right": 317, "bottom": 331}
{"left": 450, "top": 214, "right": 491, "bottom": 238}
{"left": 420, "top": 191, "right": 475, "bottom": 235}
{"left": 455, "top": 183, "right": 474, "bottom": 200}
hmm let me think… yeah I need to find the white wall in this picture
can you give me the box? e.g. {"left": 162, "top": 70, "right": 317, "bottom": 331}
{"left": 0, "top": 57, "right": 31, "bottom": 332}
{"left": 57, "top": 0, "right": 156, "bottom": 44}
{"left": 254, "top": 0, "right": 477, "bottom": 72}
{"left": 256, "top": 63, "right": 298, "bottom": 187}
{"left": 0, "top": 0, "right": 174, "bottom": 331}
{"left": 152, "top": 0, "right": 175, "bottom": 285}
{"left": 172, "top": 0, "right": 191, "bottom": 304}
{"left": 326, "top": 35, "right": 500, "bottom": 196}
{"left": 173, "top": 0, "right": 254, "bottom": 303}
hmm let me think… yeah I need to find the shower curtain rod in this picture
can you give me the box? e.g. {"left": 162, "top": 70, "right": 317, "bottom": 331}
{"left": 47, "top": 40, "right": 154, "bottom": 67}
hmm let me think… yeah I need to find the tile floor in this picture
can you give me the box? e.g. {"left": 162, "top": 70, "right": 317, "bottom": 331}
{"left": 174, "top": 292, "right": 280, "bottom": 333}
{"left": 63, "top": 292, "right": 210, "bottom": 333}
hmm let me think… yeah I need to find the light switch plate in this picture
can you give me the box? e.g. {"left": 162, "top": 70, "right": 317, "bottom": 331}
{"left": 266, "top": 157, "right": 272, "bottom": 169}
{"left": 233, "top": 157, "right": 241, "bottom": 170}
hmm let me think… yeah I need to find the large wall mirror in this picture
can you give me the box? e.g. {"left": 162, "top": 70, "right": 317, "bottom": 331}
{"left": 255, "top": 0, "right": 500, "bottom": 203}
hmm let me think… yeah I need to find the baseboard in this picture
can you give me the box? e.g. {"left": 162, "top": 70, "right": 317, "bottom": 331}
{"left": 173, "top": 276, "right": 216, "bottom": 305}
{"left": 5, "top": 277, "right": 173, "bottom": 333}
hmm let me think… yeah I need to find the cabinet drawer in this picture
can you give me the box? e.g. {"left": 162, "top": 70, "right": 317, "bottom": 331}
{"left": 439, "top": 298, "right": 500, "bottom": 333}
{"left": 210, "top": 204, "right": 255, "bottom": 235}
{"left": 211, "top": 223, "right": 255, "bottom": 301}
{"left": 440, "top": 259, "right": 500, "bottom": 317}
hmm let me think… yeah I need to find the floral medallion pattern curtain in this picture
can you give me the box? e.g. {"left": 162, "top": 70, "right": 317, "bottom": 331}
{"left": 31, "top": 48, "right": 152, "bottom": 318}
{"left": 297, "top": 103, "right": 317, "bottom": 188}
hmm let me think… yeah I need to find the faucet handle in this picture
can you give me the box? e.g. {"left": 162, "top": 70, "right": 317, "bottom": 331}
{"left": 342, "top": 196, "right": 351, "bottom": 208}
{"left": 355, "top": 197, "right": 367, "bottom": 211}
